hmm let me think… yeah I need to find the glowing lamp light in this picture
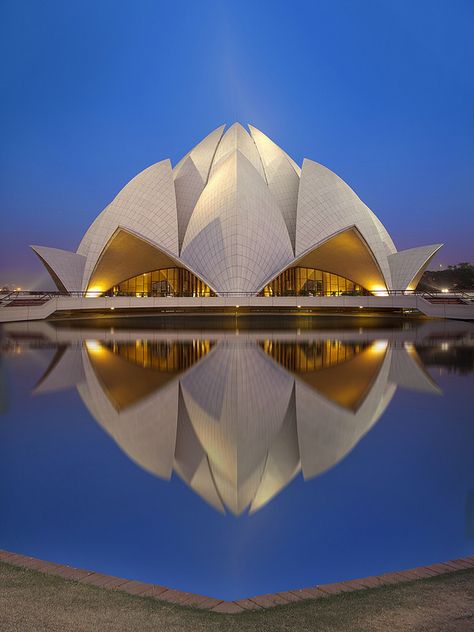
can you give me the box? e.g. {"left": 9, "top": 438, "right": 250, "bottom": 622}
{"left": 359, "top": 305, "right": 363, "bottom": 309}
{"left": 441, "top": 288, "right": 449, "bottom": 293}
{"left": 235, "top": 305, "right": 239, "bottom": 308}
{"left": 110, "top": 307, "right": 115, "bottom": 310}
{"left": 297, "top": 305, "right": 302, "bottom": 308}
{"left": 372, "top": 340, "right": 388, "bottom": 353}
{"left": 85, "top": 340, "right": 103, "bottom": 354}
{"left": 86, "top": 287, "right": 102, "bottom": 298}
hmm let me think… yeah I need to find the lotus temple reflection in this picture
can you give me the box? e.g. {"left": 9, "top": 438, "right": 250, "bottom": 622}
{"left": 21, "top": 324, "right": 445, "bottom": 515}
{"left": 1, "top": 319, "right": 473, "bottom": 600}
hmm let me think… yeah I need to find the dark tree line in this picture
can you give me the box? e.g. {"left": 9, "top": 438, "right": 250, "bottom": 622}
{"left": 418, "top": 263, "right": 474, "bottom": 291}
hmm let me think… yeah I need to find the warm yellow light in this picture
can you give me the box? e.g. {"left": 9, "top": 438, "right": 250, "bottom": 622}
{"left": 372, "top": 286, "right": 388, "bottom": 297}
{"left": 359, "top": 305, "right": 363, "bottom": 309}
{"left": 86, "top": 286, "right": 102, "bottom": 298}
{"left": 110, "top": 307, "right": 115, "bottom": 310}
{"left": 16, "top": 287, "right": 21, "bottom": 291}
{"left": 441, "top": 288, "right": 449, "bottom": 293}
{"left": 85, "top": 340, "right": 104, "bottom": 354}
{"left": 441, "top": 342, "right": 449, "bottom": 351}
{"left": 235, "top": 305, "right": 239, "bottom": 308}
{"left": 297, "top": 305, "right": 302, "bottom": 308}
{"left": 371, "top": 340, "right": 388, "bottom": 353}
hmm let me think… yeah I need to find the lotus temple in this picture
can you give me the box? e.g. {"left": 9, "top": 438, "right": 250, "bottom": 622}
{"left": 1, "top": 123, "right": 472, "bottom": 320}
{"left": 32, "top": 122, "right": 441, "bottom": 297}
{"left": 7, "top": 320, "right": 446, "bottom": 515}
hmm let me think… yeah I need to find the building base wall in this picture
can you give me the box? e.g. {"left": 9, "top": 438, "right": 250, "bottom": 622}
{"left": 1, "top": 295, "right": 473, "bottom": 323}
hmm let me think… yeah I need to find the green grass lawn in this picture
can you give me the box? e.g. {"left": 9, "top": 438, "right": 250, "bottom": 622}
{"left": 1, "top": 562, "right": 473, "bottom": 631}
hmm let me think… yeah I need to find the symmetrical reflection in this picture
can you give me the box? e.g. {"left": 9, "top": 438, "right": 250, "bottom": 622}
{"left": 4, "top": 321, "right": 470, "bottom": 516}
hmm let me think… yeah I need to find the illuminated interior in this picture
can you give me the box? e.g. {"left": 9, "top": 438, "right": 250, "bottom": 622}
{"left": 85, "top": 339, "right": 213, "bottom": 409}
{"left": 107, "top": 268, "right": 214, "bottom": 297}
{"left": 261, "top": 339, "right": 387, "bottom": 411}
{"left": 260, "top": 266, "right": 368, "bottom": 296}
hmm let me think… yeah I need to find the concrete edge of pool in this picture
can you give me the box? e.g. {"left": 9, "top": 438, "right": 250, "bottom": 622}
{"left": 1, "top": 549, "right": 473, "bottom": 614}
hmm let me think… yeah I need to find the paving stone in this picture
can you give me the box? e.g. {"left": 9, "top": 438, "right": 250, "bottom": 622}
{"left": 341, "top": 578, "right": 370, "bottom": 589}
{"left": 248, "top": 593, "right": 290, "bottom": 608}
{"left": 452, "top": 558, "right": 474, "bottom": 569}
{"left": 350, "top": 576, "right": 383, "bottom": 588}
{"left": 2, "top": 554, "right": 31, "bottom": 567}
{"left": 211, "top": 601, "right": 245, "bottom": 614}
{"left": 184, "top": 596, "right": 224, "bottom": 609}
{"left": 275, "top": 591, "right": 304, "bottom": 603}
{"left": 2, "top": 548, "right": 473, "bottom": 614}
{"left": 389, "top": 571, "right": 418, "bottom": 582}
{"left": 408, "top": 567, "right": 439, "bottom": 578}
{"left": 269, "top": 593, "right": 292, "bottom": 605}
{"left": 288, "top": 588, "right": 323, "bottom": 600}
{"left": 79, "top": 573, "right": 119, "bottom": 587}
{"left": 392, "top": 571, "right": 416, "bottom": 582}
{"left": 118, "top": 581, "right": 153, "bottom": 595}
{"left": 15, "top": 558, "right": 45, "bottom": 570}
{"left": 157, "top": 589, "right": 196, "bottom": 605}
{"left": 294, "top": 586, "right": 329, "bottom": 600}
{"left": 33, "top": 562, "right": 65, "bottom": 575}
{"left": 243, "top": 595, "right": 276, "bottom": 609}
{"left": 424, "top": 563, "right": 454, "bottom": 575}
{"left": 375, "top": 574, "right": 405, "bottom": 586}
{"left": 54, "top": 567, "right": 94, "bottom": 581}
{"left": 234, "top": 598, "right": 263, "bottom": 610}
{"left": 441, "top": 560, "right": 469, "bottom": 571}
{"left": 393, "top": 568, "right": 427, "bottom": 581}
{"left": 318, "top": 582, "right": 354, "bottom": 594}
{"left": 138, "top": 585, "right": 169, "bottom": 599}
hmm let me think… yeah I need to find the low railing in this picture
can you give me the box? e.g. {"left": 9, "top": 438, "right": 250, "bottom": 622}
{"left": 1, "top": 289, "right": 473, "bottom": 305}
{"left": 0, "top": 291, "right": 58, "bottom": 307}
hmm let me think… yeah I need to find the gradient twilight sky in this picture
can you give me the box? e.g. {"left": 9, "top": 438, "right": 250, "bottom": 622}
{"left": 0, "top": 0, "right": 473, "bottom": 289}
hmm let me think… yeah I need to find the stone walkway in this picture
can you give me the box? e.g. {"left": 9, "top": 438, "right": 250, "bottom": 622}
{"left": 1, "top": 549, "right": 473, "bottom": 614}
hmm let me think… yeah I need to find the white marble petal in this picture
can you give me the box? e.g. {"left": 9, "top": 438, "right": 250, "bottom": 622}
{"left": 180, "top": 342, "right": 294, "bottom": 514}
{"left": 181, "top": 150, "right": 294, "bottom": 294}
{"left": 249, "top": 125, "right": 300, "bottom": 252}
{"left": 388, "top": 343, "right": 442, "bottom": 395}
{"left": 77, "top": 159, "right": 178, "bottom": 290}
{"left": 78, "top": 346, "right": 179, "bottom": 480}
{"left": 173, "top": 126, "right": 225, "bottom": 251}
{"left": 388, "top": 244, "right": 443, "bottom": 291}
{"left": 209, "top": 123, "right": 266, "bottom": 181}
{"left": 296, "top": 345, "right": 395, "bottom": 479}
{"left": 31, "top": 246, "right": 86, "bottom": 293}
{"left": 33, "top": 345, "right": 85, "bottom": 394}
{"left": 295, "top": 159, "right": 394, "bottom": 290}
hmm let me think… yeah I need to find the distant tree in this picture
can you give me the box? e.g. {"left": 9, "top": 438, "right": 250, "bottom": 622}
{"left": 418, "top": 263, "right": 474, "bottom": 291}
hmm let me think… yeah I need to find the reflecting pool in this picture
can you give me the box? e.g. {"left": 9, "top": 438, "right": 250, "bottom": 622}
{"left": 1, "top": 318, "right": 473, "bottom": 600}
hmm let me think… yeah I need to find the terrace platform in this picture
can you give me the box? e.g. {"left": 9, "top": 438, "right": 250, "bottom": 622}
{"left": 0, "top": 291, "right": 473, "bottom": 323}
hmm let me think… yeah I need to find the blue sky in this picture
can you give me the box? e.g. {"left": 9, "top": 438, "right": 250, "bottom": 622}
{"left": 1, "top": 0, "right": 473, "bottom": 288}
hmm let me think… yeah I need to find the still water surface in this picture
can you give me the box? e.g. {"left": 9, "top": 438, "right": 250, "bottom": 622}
{"left": 1, "top": 317, "right": 473, "bottom": 600}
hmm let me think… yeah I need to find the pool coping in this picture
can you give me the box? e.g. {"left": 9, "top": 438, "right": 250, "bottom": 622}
{"left": 1, "top": 549, "right": 473, "bottom": 614}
